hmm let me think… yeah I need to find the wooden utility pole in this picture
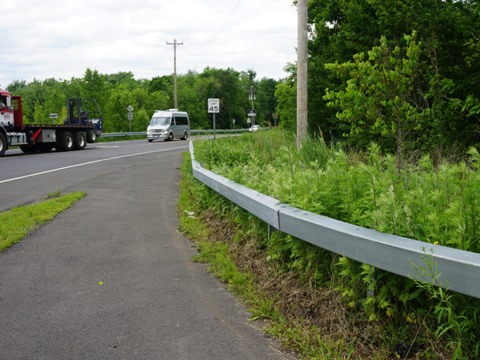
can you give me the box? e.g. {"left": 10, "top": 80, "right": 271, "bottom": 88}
{"left": 296, "top": 0, "right": 308, "bottom": 149}
{"left": 167, "top": 39, "right": 183, "bottom": 109}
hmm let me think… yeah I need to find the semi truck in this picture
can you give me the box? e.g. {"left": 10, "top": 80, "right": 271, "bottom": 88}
{"left": 0, "top": 89, "right": 103, "bottom": 157}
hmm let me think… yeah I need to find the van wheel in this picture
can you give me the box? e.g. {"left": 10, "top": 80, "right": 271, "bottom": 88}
{"left": 167, "top": 132, "right": 174, "bottom": 141}
{"left": 182, "top": 131, "right": 188, "bottom": 140}
{"left": 148, "top": 139, "right": 153, "bottom": 143}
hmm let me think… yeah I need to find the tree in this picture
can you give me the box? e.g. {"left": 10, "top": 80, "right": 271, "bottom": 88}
{"left": 307, "top": 0, "right": 380, "bottom": 141}
{"left": 178, "top": 72, "right": 206, "bottom": 129}
{"left": 324, "top": 33, "right": 431, "bottom": 172}
{"left": 6, "top": 80, "right": 27, "bottom": 94}
{"left": 194, "top": 67, "right": 248, "bottom": 129}
{"left": 256, "top": 78, "right": 278, "bottom": 126}
{"left": 148, "top": 75, "right": 173, "bottom": 106}
{"left": 307, "top": 0, "right": 480, "bottom": 150}
{"left": 43, "top": 89, "right": 67, "bottom": 124}
{"left": 103, "top": 86, "right": 135, "bottom": 132}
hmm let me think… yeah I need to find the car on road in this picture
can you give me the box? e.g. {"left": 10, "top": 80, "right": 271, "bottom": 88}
{"left": 147, "top": 109, "right": 190, "bottom": 142}
{"left": 249, "top": 125, "right": 260, "bottom": 132}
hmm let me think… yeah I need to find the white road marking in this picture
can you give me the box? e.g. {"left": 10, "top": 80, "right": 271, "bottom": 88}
{"left": 0, "top": 146, "right": 187, "bottom": 185}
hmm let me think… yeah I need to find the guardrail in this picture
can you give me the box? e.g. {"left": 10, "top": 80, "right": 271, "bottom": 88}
{"left": 101, "top": 132, "right": 146, "bottom": 138}
{"left": 192, "top": 129, "right": 251, "bottom": 135}
{"left": 189, "top": 141, "right": 480, "bottom": 299}
{"left": 101, "top": 129, "right": 252, "bottom": 138}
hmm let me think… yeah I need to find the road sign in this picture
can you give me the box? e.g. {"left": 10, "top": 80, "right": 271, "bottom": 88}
{"left": 127, "top": 105, "right": 134, "bottom": 112}
{"left": 247, "top": 109, "right": 256, "bottom": 117}
{"left": 208, "top": 98, "right": 220, "bottom": 113}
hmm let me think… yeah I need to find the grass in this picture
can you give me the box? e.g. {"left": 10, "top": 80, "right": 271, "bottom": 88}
{"left": 178, "top": 153, "right": 252, "bottom": 293}
{"left": 180, "top": 131, "right": 480, "bottom": 358}
{"left": 0, "top": 191, "right": 86, "bottom": 251}
{"left": 177, "top": 151, "right": 381, "bottom": 359}
{"left": 178, "top": 153, "right": 280, "bottom": 334}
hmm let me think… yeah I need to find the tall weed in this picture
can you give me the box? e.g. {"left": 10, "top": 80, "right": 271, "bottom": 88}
{"left": 192, "top": 130, "right": 480, "bottom": 358}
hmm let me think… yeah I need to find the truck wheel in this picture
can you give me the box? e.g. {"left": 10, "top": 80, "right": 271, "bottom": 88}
{"left": 58, "top": 131, "right": 74, "bottom": 151}
{"left": 86, "top": 129, "right": 96, "bottom": 143}
{"left": 73, "top": 132, "right": 87, "bottom": 150}
{"left": 0, "top": 132, "right": 6, "bottom": 157}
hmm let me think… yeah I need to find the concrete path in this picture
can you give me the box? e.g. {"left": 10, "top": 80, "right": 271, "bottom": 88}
{"left": 0, "top": 149, "right": 293, "bottom": 359}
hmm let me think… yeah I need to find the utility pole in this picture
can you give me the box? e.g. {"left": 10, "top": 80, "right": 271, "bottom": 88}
{"left": 167, "top": 38, "right": 183, "bottom": 109}
{"left": 250, "top": 86, "right": 255, "bottom": 111}
{"left": 249, "top": 86, "right": 256, "bottom": 126}
{"left": 296, "top": 0, "right": 308, "bottom": 149}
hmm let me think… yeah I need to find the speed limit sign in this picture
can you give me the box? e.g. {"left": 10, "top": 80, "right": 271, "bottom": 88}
{"left": 208, "top": 98, "right": 220, "bottom": 113}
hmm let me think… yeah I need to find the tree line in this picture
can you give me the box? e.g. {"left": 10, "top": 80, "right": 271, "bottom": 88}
{"left": 5, "top": 68, "right": 280, "bottom": 133}
{"left": 5, "top": 0, "right": 480, "bottom": 156}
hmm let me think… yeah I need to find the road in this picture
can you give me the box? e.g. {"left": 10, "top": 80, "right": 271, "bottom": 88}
{"left": 0, "top": 140, "right": 293, "bottom": 359}
{"left": 0, "top": 140, "right": 190, "bottom": 212}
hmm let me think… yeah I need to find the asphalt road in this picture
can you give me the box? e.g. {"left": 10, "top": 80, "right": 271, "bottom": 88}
{"left": 0, "top": 140, "right": 293, "bottom": 359}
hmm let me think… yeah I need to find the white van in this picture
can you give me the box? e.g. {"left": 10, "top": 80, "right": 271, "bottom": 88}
{"left": 147, "top": 109, "right": 190, "bottom": 142}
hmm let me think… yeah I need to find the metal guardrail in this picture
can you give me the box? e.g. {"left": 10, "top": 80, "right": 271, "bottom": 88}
{"left": 101, "top": 132, "right": 146, "bottom": 137}
{"left": 189, "top": 141, "right": 480, "bottom": 299}
{"left": 191, "top": 129, "right": 250, "bottom": 135}
{"left": 101, "top": 129, "right": 252, "bottom": 138}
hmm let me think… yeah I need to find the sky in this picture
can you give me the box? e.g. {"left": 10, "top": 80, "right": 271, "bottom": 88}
{"left": 0, "top": 0, "right": 298, "bottom": 88}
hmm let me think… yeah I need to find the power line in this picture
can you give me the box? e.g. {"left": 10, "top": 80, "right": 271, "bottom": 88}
{"left": 191, "top": 0, "right": 241, "bottom": 73}
{"left": 180, "top": 0, "right": 219, "bottom": 45}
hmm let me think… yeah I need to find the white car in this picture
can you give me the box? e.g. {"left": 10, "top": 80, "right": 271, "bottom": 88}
{"left": 249, "top": 125, "right": 260, "bottom": 132}
{"left": 147, "top": 109, "right": 190, "bottom": 142}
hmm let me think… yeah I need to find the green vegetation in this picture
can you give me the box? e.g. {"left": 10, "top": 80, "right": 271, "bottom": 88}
{"left": 178, "top": 151, "right": 365, "bottom": 359}
{"left": 305, "top": 0, "right": 480, "bottom": 155}
{"left": 182, "top": 131, "right": 480, "bottom": 359}
{"left": 195, "top": 131, "right": 480, "bottom": 254}
{"left": 3, "top": 1, "right": 479, "bottom": 155}
{"left": 5, "top": 0, "right": 480, "bottom": 356}
{"left": 6, "top": 68, "right": 277, "bottom": 134}
{"left": 0, "top": 192, "right": 86, "bottom": 251}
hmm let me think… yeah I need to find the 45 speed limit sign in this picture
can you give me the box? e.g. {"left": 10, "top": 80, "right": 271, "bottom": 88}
{"left": 208, "top": 98, "right": 220, "bottom": 113}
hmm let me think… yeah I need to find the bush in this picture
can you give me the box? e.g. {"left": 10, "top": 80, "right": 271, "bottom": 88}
{"left": 191, "top": 130, "right": 480, "bottom": 358}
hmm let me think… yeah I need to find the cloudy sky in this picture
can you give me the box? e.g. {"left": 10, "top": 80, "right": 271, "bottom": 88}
{"left": 1, "top": 0, "right": 298, "bottom": 88}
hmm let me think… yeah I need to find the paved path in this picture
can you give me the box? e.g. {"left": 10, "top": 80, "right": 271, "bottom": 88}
{"left": 0, "top": 149, "right": 293, "bottom": 359}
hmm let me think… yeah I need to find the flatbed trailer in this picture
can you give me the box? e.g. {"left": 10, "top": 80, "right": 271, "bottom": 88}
{"left": 0, "top": 90, "right": 102, "bottom": 156}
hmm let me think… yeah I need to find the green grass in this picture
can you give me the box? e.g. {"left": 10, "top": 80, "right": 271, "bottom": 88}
{"left": 0, "top": 191, "right": 86, "bottom": 251}
{"left": 180, "top": 130, "right": 480, "bottom": 359}
{"left": 178, "top": 153, "right": 250, "bottom": 292}
{"left": 177, "top": 151, "right": 369, "bottom": 359}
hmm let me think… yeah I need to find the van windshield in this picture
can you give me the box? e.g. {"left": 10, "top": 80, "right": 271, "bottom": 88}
{"left": 149, "top": 116, "right": 170, "bottom": 126}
